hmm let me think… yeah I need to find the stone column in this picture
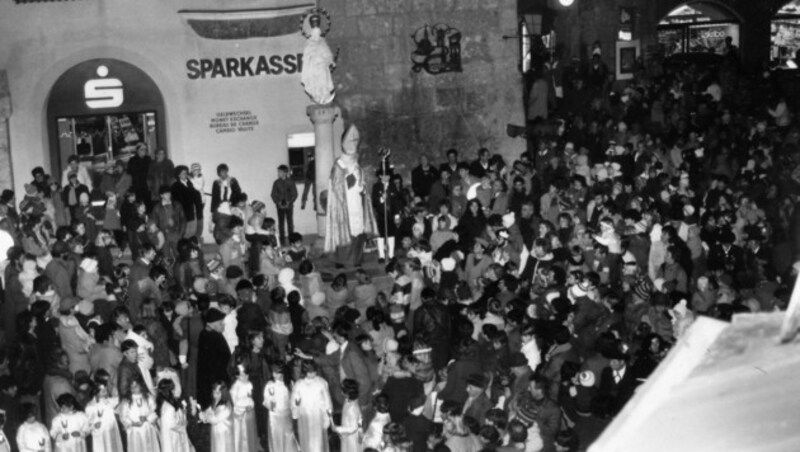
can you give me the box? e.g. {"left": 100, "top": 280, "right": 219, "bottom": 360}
{"left": 307, "top": 103, "right": 340, "bottom": 235}
{"left": 0, "top": 70, "right": 13, "bottom": 190}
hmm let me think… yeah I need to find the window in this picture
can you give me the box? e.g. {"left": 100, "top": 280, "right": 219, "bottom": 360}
{"left": 287, "top": 132, "right": 314, "bottom": 182}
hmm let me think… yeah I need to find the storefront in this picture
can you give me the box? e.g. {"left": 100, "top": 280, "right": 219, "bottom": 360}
{"left": 0, "top": 0, "right": 320, "bottom": 236}
{"left": 657, "top": 3, "right": 740, "bottom": 56}
{"left": 47, "top": 59, "right": 166, "bottom": 178}
{"left": 772, "top": 1, "right": 800, "bottom": 67}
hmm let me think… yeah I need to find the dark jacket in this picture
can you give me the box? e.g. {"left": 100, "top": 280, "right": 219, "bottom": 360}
{"left": 116, "top": 359, "right": 145, "bottom": 399}
{"left": 197, "top": 329, "right": 232, "bottom": 409}
{"left": 596, "top": 365, "right": 640, "bottom": 417}
{"left": 44, "top": 257, "right": 76, "bottom": 299}
{"left": 412, "top": 302, "right": 451, "bottom": 370}
{"left": 171, "top": 180, "right": 204, "bottom": 221}
{"left": 151, "top": 201, "right": 186, "bottom": 236}
{"left": 440, "top": 355, "right": 482, "bottom": 405}
{"left": 210, "top": 178, "right": 242, "bottom": 214}
{"left": 61, "top": 183, "right": 89, "bottom": 208}
{"left": 340, "top": 343, "right": 377, "bottom": 407}
{"left": 270, "top": 178, "right": 298, "bottom": 209}
{"left": 411, "top": 165, "right": 438, "bottom": 198}
{"left": 382, "top": 375, "right": 425, "bottom": 423}
{"left": 403, "top": 413, "right": 433, "bottom": 452}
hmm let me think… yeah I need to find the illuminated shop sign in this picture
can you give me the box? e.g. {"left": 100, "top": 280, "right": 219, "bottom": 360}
{"left": 186, "top": 54, "right": 302, "bottom": 79}
{"left": 84, "top": 65, "right": 124, "bottom": 109}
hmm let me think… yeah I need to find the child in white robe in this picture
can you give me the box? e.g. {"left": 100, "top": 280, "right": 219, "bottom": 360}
{"left": 333, "top": 379, "right": 363, "bottom": 452}
{"left": 119, "top": 379, "right": 160, "bottom": 452}
{"left": 84, "top": 371, "right": 123, "bottom": 452}
{"left": 290, "top": 361, "right": 332, "bottom": 452}
{"left": 362, "top": 394, "right": 391, "bottom": 450}
{"left": 157, "top": 378, "right": 195, "bottom": 452}
{"left": 263, "top": 365, "right": 297, "bottom": 452}
{"left": 199, "top": 382, "right": 234, "bottom": 452}
{"left": 16, "top": 404, "right": 51, "bottom": 452}
{"left": 230, "top": 363, "right": 259, "bottom": 452}
{"left": 50, "top": 394, "right": 88, "bottom": 452}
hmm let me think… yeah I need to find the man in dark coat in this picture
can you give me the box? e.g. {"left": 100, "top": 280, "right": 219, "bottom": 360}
{"left": 196, "top": 308, "right": 232, "bottom": 409}
{"left": 403, "top": 394, "right": 433, "bottom": 452}
{"left": 595, "top": 347, "right": 640, "bottom": 418}
{"left": 171, "top": 165, "right": 204, "bottom": 239}
{"left": 381, "top": 357, "right": 425, "bottom": 423}
{"left": 412, "top": 288, "right": 451, "bottom": 370}
{"left": 333, "top": 321, "right": 375, "bottom": 414}
{"left": 411, "top": 155, "right": 438, "bottom": 199}
{"left": 127, "top": 145, "right": 152, "bottom": 209}
{"left": 439, "top": 338, "right": 483, "bottom": 405}
{"left": 707, "top": 227, "right": 746, "bottom": 276}
{"left": 44, "top": 241, "right": 75, "bottom": 300}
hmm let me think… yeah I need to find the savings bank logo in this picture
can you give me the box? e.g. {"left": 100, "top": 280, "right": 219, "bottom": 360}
{"left": 84, "top": 65, "right": 124, "bottom": 109}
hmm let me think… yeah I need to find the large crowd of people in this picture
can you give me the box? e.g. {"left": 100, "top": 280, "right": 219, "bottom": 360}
{"left": 1, "top": 48, "right": 800, "bottom": 452}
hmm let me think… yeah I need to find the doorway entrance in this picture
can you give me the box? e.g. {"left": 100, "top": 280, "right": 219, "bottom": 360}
{"left": 47, "top": 58, "right": 166, "bottom": 185}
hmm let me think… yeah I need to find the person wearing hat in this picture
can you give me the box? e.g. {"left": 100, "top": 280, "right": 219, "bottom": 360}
{"left": 171, "top": 165, "right": 204, "bottom": 240}
{"left": 196, "top": 308, "right": 231, "bottom": 409}
{"left": 372, "top": 165, "right": 401, "bottom": 263}
{"left": 596, "top": 345, "right": 638, "bottom": 418}
{"left": 463, "top": 373, "right": 492, "bottom": 425}
{"left": 707, "top": 227, "right": 745, "bottom": 277}
{"left": 18, "top": 183, "right": 46, "bottom": 219}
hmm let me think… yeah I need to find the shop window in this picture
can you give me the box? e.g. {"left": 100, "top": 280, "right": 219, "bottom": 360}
{"left": 56, "top": 112, "right": 158, "bottom": 168}
{"left": 287, "top": 132, "right": 314, "bottom": 182}
{"left": 772, "top": 1, "right": 800, "bottom": 68}
{"left": 657, "top": 2, "right": 739, "bottom": 57}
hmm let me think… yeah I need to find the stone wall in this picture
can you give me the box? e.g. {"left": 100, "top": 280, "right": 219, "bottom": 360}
{"left": 321, "top": 0, "right": 525, "bottom": 176}
{"left": 0, "top": 70, "right": 13, "bottom": 191}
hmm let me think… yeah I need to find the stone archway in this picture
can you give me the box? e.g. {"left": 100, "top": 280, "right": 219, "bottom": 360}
{"left": 45, "top": 58, "right": 167, "bottom": 180}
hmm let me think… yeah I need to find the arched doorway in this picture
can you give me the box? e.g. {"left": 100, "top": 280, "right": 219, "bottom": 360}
{"left": 46, "top": 58, "right": 167, "bottom": 183}
{"left": 657, "top": 2, "right": 741, "bottom": 57}
{"left": 771, "top": 1, "right": 800, "bottom": 67}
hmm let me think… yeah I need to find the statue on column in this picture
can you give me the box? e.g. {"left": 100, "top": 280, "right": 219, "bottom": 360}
{"left": 324, "top": 125, "right": 377, "bottom": 267}
{"left": 301, "top": 12, "right": 336, "bottom": 105}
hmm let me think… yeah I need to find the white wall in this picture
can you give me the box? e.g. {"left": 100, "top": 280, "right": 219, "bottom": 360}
{"left": 0, "top": 0, "right": 320, "bottom": 238}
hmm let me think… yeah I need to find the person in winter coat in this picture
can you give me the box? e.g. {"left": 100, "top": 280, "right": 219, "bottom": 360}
{"left": 147, "top": 149, "right": 175, "bottom": 203}
{"left": 126, "top": 145, "right": 152, "bottom": 210}
{"left": 171, "top": 166, "right": 204, "bottom": 240}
